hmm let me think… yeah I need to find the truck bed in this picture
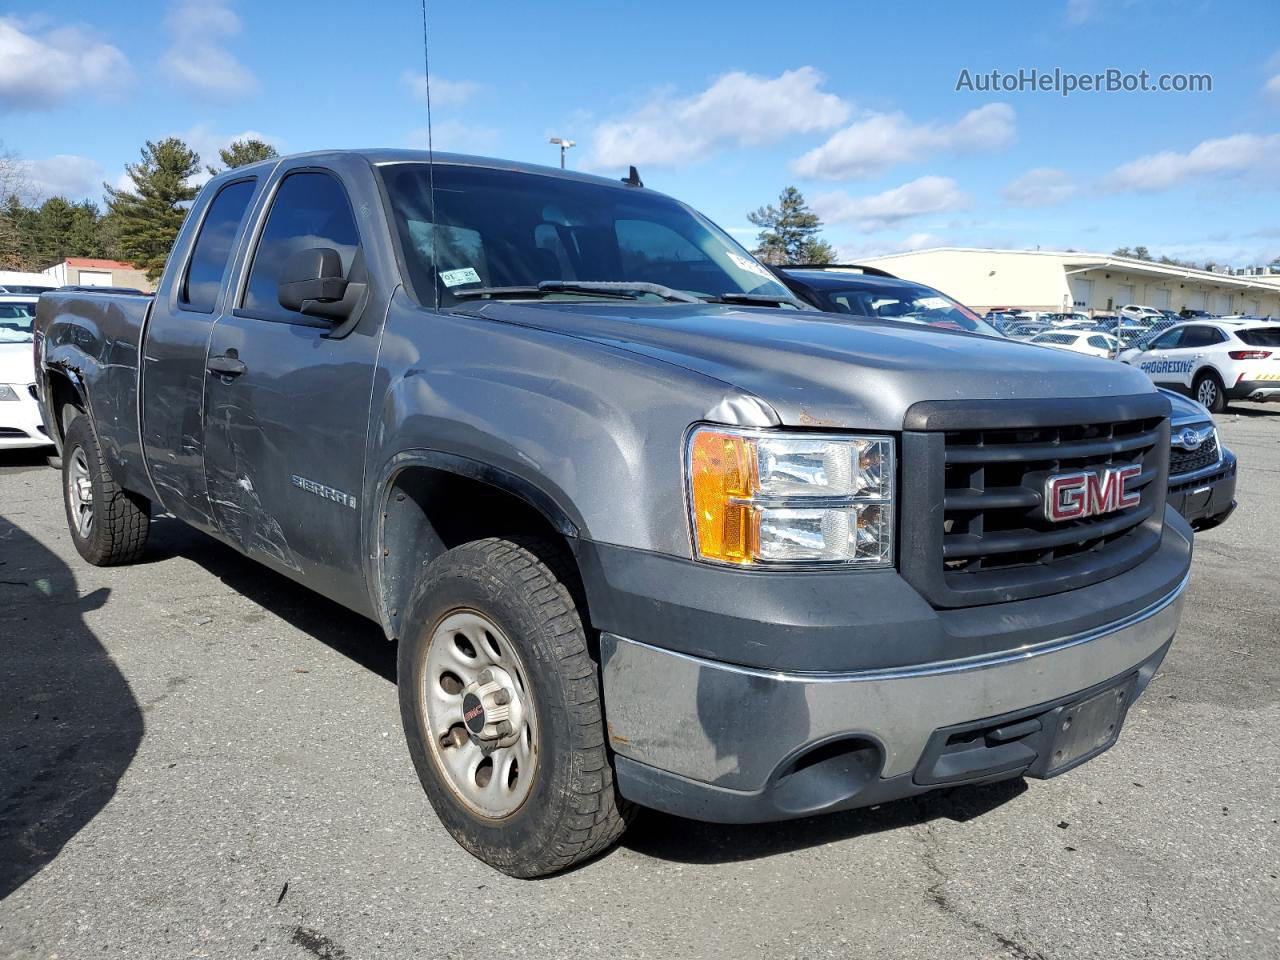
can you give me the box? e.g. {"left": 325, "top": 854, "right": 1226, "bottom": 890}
{"left": 35, "top": 289, "right": 154, "bottom": 496}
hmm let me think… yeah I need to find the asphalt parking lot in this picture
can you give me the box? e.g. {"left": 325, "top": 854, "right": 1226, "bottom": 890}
{"left": 1, "top": 407, "right": 1278, "bottom": 960}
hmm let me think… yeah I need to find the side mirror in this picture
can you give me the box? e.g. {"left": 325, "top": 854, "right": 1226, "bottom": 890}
{"left": 278, "top": 247, "right": 349, "bottom": 315}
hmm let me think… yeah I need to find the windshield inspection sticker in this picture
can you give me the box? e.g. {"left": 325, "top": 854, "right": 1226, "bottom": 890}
{"left": 727, "top": 252, "right": 776, "bottom": 281}
{"left": 440, "top": 267, "right": 482, "bottom": 288}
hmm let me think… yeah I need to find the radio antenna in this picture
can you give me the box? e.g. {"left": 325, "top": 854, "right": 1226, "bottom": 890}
{"left": 419, "top": 0, "right": 438, "bottom": 308}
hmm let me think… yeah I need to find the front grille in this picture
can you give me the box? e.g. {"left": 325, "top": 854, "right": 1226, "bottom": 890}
{"left": 899, "top": 395, "right": 1172, "bottom": 608}
{"left": 1169, "top": 432, "right": 1219, "bottom": 477}
{"left": 0, "top": 427, "right": 30, "bottom": 438}
{"left": 941, "top": 417, "right": 1163, "bottom": 575}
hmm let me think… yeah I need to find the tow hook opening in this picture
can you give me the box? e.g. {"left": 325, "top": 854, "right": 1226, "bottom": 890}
{"left": 771, "top": 737, "right": 883, "bottom": 817}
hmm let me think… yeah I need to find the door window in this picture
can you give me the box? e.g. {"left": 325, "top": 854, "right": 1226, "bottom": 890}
{"left": 180, "top": 179, "right": 257, "bottom": 313}
{"left": 1148, "top": 328, "right": 1185, "bottom": 350}
{"left": 1179, "top": 326, "right": 1221, "bottom": 349}
{"left": 242, "top": 171, "right": 360, "bottom": 321}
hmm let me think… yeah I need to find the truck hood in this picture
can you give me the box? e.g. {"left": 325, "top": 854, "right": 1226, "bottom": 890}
{"left": 469, "top": 301, "right": 1158, "bottom": 430}
{"left": 0, "top": 342, "right": 35, "bottom": 387}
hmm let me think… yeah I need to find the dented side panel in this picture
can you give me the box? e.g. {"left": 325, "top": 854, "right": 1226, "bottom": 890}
{"left": 38, "top": 292, "right": 154, "bottom": 499}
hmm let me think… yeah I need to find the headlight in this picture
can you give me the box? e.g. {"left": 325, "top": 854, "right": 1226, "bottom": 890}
{"left": 0, "top": 384, "right": 20, "bottom": 402}
{"left": 685, "top": 426, "right": 894, "bottom": 567}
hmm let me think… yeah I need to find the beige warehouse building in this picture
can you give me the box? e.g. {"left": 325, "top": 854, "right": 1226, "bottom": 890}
{"left": 859, "top": 248, "right": 1280, "bottom": 318}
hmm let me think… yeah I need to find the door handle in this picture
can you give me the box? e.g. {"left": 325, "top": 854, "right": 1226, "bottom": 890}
{"left": 207, "top": 354, "right": 246, "bottom": 377}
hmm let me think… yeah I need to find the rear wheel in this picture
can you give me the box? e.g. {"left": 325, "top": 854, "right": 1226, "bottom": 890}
{"left": 397, "top": 537, "right": 631, "bottom": 877}
{"left": 61, "top": 415, "right": 151, "bottom": 565}
{"left": 1194, "top": 371, "right": 1227, "bottom": 413}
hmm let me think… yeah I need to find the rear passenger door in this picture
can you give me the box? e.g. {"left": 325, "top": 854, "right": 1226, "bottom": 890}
{"left": 202, "top": 161, "right": 389, "bottom": 612}
{"left": 1170, "top": 325, "right": 1222, "bottom": 392}
{"left": 141, "top": 175, "right": 261, "bottom": 533}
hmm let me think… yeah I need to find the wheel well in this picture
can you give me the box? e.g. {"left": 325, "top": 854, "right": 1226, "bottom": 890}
{"left": 378, "top": 467, "right": 586, "bottom": 640}
{"left": 1194, "top": 367, "right": 1223, "bottom": 384}
{"left": 45, "top": 370, "right": 85, "bottom": 448}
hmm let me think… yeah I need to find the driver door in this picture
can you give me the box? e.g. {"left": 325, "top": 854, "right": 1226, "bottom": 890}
{"left": 1135, "top": 327, "right": 1187, "bottom": 387}
{"left": 202, "top": 164, "right": 386, "bottom": 612}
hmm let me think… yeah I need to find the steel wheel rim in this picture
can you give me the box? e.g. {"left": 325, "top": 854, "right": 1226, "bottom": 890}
{"left": 1197, "top": 379, "right": 1217, "bottom": 408}
{"left": 421, "top": 609, "right": 538, "bottom": 819}
{"left": 67, "top": 447, "right": 93, "bottom": 540}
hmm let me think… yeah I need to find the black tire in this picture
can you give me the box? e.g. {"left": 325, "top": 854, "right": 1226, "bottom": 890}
{"left": 61, "top": 415, "right": 151, "bottom": 566}
{"left": 397, "top": 537, "right": 632, "bottom": 877}
{"left": 1194, "top": 370, "right": 1227, "bottom": 413}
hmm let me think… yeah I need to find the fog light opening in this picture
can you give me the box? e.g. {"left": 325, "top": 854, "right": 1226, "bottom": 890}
{"left": 772, "top": 737, "right": 883, "bottom": 817}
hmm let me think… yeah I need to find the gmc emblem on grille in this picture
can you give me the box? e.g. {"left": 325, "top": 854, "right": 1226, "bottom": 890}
{"left": 1044, "top": 465, "right": 1142, "bottom": 522}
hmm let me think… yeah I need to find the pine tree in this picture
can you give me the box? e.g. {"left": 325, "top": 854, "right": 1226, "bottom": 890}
{"left": 747, "top": 186, "right": 836, "bottom": 265}
{"left": 207, "top": 138, "right": 278, "bottom": 176}
{"left": 104, "top": 138, "right": 200, "bottom": 281}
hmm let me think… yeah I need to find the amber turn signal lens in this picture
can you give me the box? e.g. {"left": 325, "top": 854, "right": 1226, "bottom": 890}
{"left": 688, "top": 430, "right": 759, "bottom": 564}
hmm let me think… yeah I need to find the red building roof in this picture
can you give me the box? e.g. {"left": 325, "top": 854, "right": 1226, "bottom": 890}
{"left": 65, "top": 258, "right": 138, "bottom": 269}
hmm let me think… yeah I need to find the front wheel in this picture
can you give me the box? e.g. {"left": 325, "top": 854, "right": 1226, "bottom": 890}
{"left": 397, "top": 538, "right": 632, "bottom": 877}
{"left": 61, "top": 415, "right": 151, "bottom": 565}
{"left": 1194, "top": 371, "right": 1227, "bottom": 413}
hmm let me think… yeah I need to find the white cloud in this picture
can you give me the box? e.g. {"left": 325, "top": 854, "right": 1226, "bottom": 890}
{"left": 585, "top": 67, "right": 849, "bottom": 169}
{"left": 833, "top": 231, "right": 948, "bottom": 261}
{"left": 1265, "top": 73, "right": 1280, "bottom": 99}
{"left": 21, "top": 154, "right": 104, "bottom": 200}
{"left": 814, "top": 176, "right": 971, "bottom": 231}
{"left": 408, "top": 121, "right": 501, "bottom": 155}
{"left": 1002, "top": 167, "right": 1079, "bottom": 207}
{"left": 1106, "top": 133, "right": 1280, "bottom": 192}
{"left": 0, "top": 17, "right": 132, "bottom": 112}
{"left": 402, "top": 71, "right": 481, "bottom": 108}
{"left": 1065, "top": 0, "right": 1098, "bottom": 24}
{"left": 177, "top": 123, "right": 282, "bottom": 185}
{"left": 792, "top": 103, "right": 1015, "bottom": 181}
{"left": 160, "top": 1, "right": 257, "bottom": 101}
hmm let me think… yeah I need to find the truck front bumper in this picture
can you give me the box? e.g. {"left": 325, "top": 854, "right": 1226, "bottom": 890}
{"left": 596, "top": 528, "right": 1190, "bottom": 824}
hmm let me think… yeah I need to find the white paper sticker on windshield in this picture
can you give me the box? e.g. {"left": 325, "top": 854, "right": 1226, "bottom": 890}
{"left": 727, "top": 252, "right": 776, "bottom": 281}
{"left": 440, "top": 267, "right": 482, "bottom": 288}
{"left": 917, "top": 296, "right": 950, "bottom": 309}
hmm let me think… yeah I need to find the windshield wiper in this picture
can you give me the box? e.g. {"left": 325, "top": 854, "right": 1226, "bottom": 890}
{"left": 451, "top": 280, "right": 701, "bottom": 303}
{"left": 452, "top": 285, "right": 634, "bottom": 301}
{"left": 537, "top": 280, "right": 702, "bottom": 303}
{"left": 701, "top": 292, "right": 808, "bottom": 308}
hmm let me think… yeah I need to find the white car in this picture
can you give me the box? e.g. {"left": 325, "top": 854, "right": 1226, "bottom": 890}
{"left": 1119, "top": 304, "right": 1164, "bottom": 323}
{"left": 1028, "top": 330, "right": 1120, "bottom": 358}
{"left": 0, "top": 296, "right": 53, "bottom": 451}
{"left": 1117, "top": 319, "right": 1280, "bottom": 412}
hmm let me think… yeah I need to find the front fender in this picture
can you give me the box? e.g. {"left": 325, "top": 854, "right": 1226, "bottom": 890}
{"left": 362, "top": 295, "right": 776, "bottom": 588}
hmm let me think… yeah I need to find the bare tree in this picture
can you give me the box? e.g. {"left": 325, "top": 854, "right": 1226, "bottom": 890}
{"left": 0, "top": 141, "right": 35, "bottom": 270}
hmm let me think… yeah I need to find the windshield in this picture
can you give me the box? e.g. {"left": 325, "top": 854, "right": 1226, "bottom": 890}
{"left": 0, "top": 301, "right": 36, "bottom": 343}
{"left": 816, "top": 281, "right": 1001, "bottom": 336}
{"left": 378, "top": 163, "right": 793, "bottom": 307}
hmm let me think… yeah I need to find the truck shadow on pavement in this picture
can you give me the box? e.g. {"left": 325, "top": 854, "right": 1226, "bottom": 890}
{"left": 146, "top": 516, "right": 397, "bottom": 683}
{"left": 0, "top": 515, "right": 141, "bottom": 901}
{"left": 622, "top": 778, "right": 1027, "bottom": 865}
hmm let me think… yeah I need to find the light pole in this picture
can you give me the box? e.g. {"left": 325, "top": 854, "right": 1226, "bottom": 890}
{"left": 549, "top": 137, "right": 575, "bottom": 169}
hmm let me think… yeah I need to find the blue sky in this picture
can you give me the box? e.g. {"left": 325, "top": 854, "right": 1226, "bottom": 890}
{"left": 3, "top": 0, "right": 1278, "bottom": 266}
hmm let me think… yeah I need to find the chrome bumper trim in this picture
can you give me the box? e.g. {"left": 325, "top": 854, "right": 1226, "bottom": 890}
{"left": 601, "top": 574, "right": 1188, "bottom": 786}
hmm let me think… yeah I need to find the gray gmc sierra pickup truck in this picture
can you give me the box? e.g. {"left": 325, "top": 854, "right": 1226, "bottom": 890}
{"left": 34, "top": 150, "right": 1192, "bottom": 877}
